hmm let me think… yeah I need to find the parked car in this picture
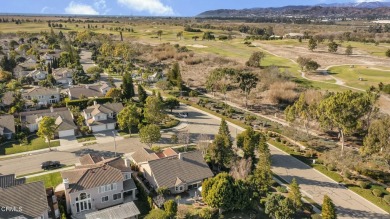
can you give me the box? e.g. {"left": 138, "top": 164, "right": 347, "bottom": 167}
{"left": 179, "top": 112, "right": 188, "bottom": 118}
{"left": 41, "top": 161, "right": 61, "bottom": 170}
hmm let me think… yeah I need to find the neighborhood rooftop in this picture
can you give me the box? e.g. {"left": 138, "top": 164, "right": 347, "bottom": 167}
{"left": 84, "top": 201, "right": 140, "bottom": 219}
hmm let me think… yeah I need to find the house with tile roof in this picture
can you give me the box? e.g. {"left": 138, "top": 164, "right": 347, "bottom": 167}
{"left": 141, "top": 150, "right": 213, "bottom": 194}
{"left": 0, "top": 181, "right": 50, "bottom": 219}
{"left": 0, "top": 174, "right": 26, "bottom": 188}
{"left": 61, "top": 154, "right": 137, "bottom": 217}
{"left": 67, "top": 83, "right": 111, "bottom": 100}
{"left": 27, "top": 69, "right": 48, "bottom": 81}
{"left": 23, "top": 87, "right": 61, "bottom": 106}
{"left": 129, "top": 147, "right": 177, "bottom": 167}
{"left": 20, "top": 107, "right": 78, "bottom": 137}
{"left": 0, "top": 115, "right": 16, "bottom": 139}
{"left": 52, "top": 68, "right": 74, "bottom": 85}
{"left": 83, "top": 102, "right": 123, "bottom": 132}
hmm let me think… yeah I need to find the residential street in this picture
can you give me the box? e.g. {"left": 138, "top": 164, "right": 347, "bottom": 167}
{"left": 0, "top": 100, "right": 387, "bottom": 218}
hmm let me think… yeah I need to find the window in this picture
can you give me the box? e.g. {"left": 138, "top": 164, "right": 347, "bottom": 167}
{"left": 101, "top": 196, "right": 109, "bottom": 202}
{"left": 75, "top": 193, "right": 91, "bottom": 213}
{"left": 175, "top": 186, "right": 184, "bottom": 191}
{"left": 99, "top": 186, "right": 105, "bottom": 193}
{"left": 113, "top": 193, "right": 122, "bottom": 200}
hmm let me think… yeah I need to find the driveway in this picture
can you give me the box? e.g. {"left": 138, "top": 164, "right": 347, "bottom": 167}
{"left": 59, "top": 136, "right": 81, "bottom": 150}
{"left": 94, "top": 130, "right": 124, "bottom": 144}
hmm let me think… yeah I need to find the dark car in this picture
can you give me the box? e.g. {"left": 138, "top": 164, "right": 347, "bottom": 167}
{"left": 41, "top": 161, "right": 61, "bottom": 170}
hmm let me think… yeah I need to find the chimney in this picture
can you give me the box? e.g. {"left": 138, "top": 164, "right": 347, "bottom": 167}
{"left": 56, "top": 87, "right": 60, "bottom": 93}
{"left": 50, "top": 107, "right": 54, "bottom": 113}
{"left": 178, "top": 153, "right": 183, "bottom": 160}
{"left": 85, "top": 85, "right": 89, "bottom": 89}
{"left": 124, "top": 158, "right": 130, "bottom": 167}
{"left": 93, "top": 101, "right": 97, "bottom": 106}
{"left": 63, "top": 178, "right": 69, "bottom": 189}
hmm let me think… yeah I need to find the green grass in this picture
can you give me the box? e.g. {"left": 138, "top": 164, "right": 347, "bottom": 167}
{"left": 26, "top": 172, "right": 62, "bottom": 188}
{"left": 312, "top": 164, "right": 344, "bottom": 183}
{"left": 349, "top": 186, "right": 390, "bottom": 213}
{"left": 76, "top": 135, "right": 96, "bottom": 143}
{"left": 329, "top": 65, "right": 390, "bottom": 90}
{"left": 1, "top": 137, "right": 60, "bottom": 155}
{"left": 160, "top": 118, "right": 180, "bottom": 129}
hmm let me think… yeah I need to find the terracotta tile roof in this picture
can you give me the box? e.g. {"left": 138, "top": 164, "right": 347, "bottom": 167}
{"left": 79, "top": 154, "right": 104, "bottom": 165}
{"left": 163, "top": 148, "right": 178, "bottom": 157}
{"left": 130, "top": 147, "right": 159, "bottom": 164}
{"left": 0, "top": 181, "right": 49, "bottom": 219}
{"left": 147, "top": 151, "right": 213, "bottom": 189}
{"left": 0, "top": 174, "right": 25, "bottom": 188}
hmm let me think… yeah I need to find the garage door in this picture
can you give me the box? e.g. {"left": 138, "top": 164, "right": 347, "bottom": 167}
{"left": 91, "top": 125, "right": 106, "bottom": 132}
{"left": 106, "top": 123, "right": 115, "bottom": 130}
{"left": 58, "top": 129, "right": 75, "bottom": 137}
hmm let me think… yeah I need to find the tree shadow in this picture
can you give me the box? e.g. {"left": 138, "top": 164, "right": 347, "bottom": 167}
{"left": 71, "top": 148, "right": 123, "bottom": 158}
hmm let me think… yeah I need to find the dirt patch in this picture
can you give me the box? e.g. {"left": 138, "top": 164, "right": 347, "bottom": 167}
{"left": 186, "top": 44, "right": 208, "bottom": 48}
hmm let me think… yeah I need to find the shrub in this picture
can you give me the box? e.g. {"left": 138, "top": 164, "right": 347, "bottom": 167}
{"left": 358, "top": 181, "right": 370, "bottom": 189}
{"left": 372, "top": 189, "right": 383, "bottom": 197}
{"left": 189, "top": 90, "right": 198, "bottom": 97}
{"left": 277, "top": 186, "right": 288, "bottom": 193}
{"left": 275, "top": 136, "right": 281, "bottom": 142}
{"left": 384, "top": 195, "right": 390, "bottom": 205}
{"left": 327, "top": 164, "right": 336, "bottom": 171}
{"left": 343, "top": 170, "right": 352, "bottom": 179}
{"left": 184, "top": 57, "right": 203, "bottom": 65}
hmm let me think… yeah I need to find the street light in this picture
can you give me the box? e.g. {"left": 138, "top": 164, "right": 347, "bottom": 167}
{"left": 112, "top": 130, "right": 117, "bottom": 157}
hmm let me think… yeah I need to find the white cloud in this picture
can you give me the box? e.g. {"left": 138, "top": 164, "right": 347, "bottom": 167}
{"left": 41, "top": 6, "right": 50, "bottom": 13}
{"left": 65, "top": 1, "right": 99, "bottom": 15}
{"left": 117, "top": 0, "right": 174, "bottom": 15}
{"left": 94, "top": 0, "right": 107, "bottom": 10}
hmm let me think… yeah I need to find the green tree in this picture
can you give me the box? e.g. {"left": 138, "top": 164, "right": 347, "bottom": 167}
{"left": 145, "top": 209, "right": 169, "bottom": 219}
{"left": 296, "top": 56, "right": 311, "bottom": 71}
{"left": 138, "top": 85, "right": 148, "bottom": 105}
{"left": 165, "top": 97, "right": 180, "bottom": 112}
{"left": 167, "top": 62, "right": 182, "bottom": 89}
{"left": 105, "top": 88, "right": 122, "bottom": 101}
{"left": 144, "top": 96, "right": 165, "bottom": 124}
{"left": 328, "top": 42, "right": 338, "bottom": 53}
{"left": 317, "top": 91, "right": 373, "bottom": 153}
{"left": 209, "top": 134, "right": 233, "bottom": 170}
{"left": 322, "top": 195, "right": 337, "bottom": 219}
{"left": 249, "top": 136, "right": 272, "bottom": 197}
{"left": 362, "top": 116, "right": 390, "bottom": 156}
{"left": 235, "top": 71, "right": 258, "bottom": 108}
{"left": 345, "top": 45, "right": 353, "bottom": 55}
{"left": 218, "top": 118, "right": 231, "bottom": 141}
{"left": 202, "top": 173, "right": 235, "bottom": 212}
{"left": 305, "top": 60, "right": 321, "bottom": 72}
{"left": 122, "top": 72, "right": 135, "bottom": 99}
{"left": 265, "top": 193, "right": 295, "bottom": 219}
{"left": 236, "top": 127, "right": 261, "bottom": 159}
{"left": 117, "top": 104, "right": 141, "bottom": 136}
{"left": 139, "top": 124, "right": 161, "bottom": 147}
{"left": 157, "top": 30, "right": 163, "bottom": 41}
{"left": 245, "top": 51, "right": 265, "bottom": 67}
{"left": 86, "top": 66, "right": 103, "bottom": 74}
{"left": 285, "top": 93, "right": 317, "bottom": 135}
{"left": 164, "top": 200, "right": 178, "bottom": 218}
{"left": 37, "top": 117, "right": 57, "bottom": 151}
{"left": 288, "top": 178, "right": 303, "bottom": 210}
{"left": 308, "top": 37, "right": 317, "bottom": 51}
{"left": 206, "top": 68, "right": 236, "bottom": 99}
{"left": 385, "top": 49, "right": 390, "bottom": 58}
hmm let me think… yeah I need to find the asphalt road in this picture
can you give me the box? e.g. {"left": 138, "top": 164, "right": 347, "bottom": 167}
{"left": 0, "top": 104, "right": 387, "bottom": 218}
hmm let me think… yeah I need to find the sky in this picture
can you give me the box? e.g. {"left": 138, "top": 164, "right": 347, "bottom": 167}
{"left": 0, "top": 0, "right": 386, "bottom": 17}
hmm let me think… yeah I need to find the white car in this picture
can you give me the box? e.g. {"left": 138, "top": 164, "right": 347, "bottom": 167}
{"left": 179, "top": 112, "right": 188, "bottom": 118}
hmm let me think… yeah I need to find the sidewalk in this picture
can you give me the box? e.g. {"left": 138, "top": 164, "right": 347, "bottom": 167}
{"left": 22, "top": 166, "right": 75, "bottom": 178}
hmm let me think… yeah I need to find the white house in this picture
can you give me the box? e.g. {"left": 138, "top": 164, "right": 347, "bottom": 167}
{"left": 53, "top": 68, "right": 74, "bottom": 85}
{"left": 83, "top": 102, "right": 124, "bottom": 132}
{"left": 61, "top": 155, "right": 138, "bottom": 217}
{"left": 21, "top": 107, "right": 78, "bottom": 137}
{"left": 27, "top": 69, "right": 48, "bottom": 81}
{"left": 23, "top": 87, "right": 60, "bottom": 106}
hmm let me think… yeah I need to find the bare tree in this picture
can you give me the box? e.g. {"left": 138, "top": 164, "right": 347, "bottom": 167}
{"left": 197, "top": 134, "right": 211, "bottom": 155}
{"left": 229, "top": 158, "right": 252, "bottom": 180}
{"left": 178, "top": 130, "right": 190, "bottom": 151}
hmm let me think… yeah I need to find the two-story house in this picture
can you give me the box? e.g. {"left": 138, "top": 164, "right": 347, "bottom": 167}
{"left": 83, "top": 102, "right": 123, "bottom": 132}
{"left": 27, "top": 69, "right": 48, "bottom": 81}
{"left": 52, "top": 68, "right": 74, "bottom": 85}
{"left": 61, "top": 154, "right": 138, "bottom": 217}
{"left": 41, "top": 53, "right": 53, "bottom": 65}
{"left": 20, "top": 107, "right": 78, "bottom": 137}
{"left": 67, "top": 83, "right": 111, "bottom": 100}
{"left": 23, "top": 87, "right": 60, "bottom": 106}
{"left": 0, "top": 115, "right": 15, "bottom": 140}
{"left": 0, "top": 175, "right": 49, "bottom": 219}
{"left": 141, "top": 150, "right": 213, "bottom": 194}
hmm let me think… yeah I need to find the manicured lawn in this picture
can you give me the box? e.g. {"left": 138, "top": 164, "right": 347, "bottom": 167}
{"left": 312, "top": 164, "right": 344, "bottom": 183}
{"left": 329, "top": 65, "right": 390, "bottom": 90}
{"left": 26, "top": 172, "right": 63, "bottom": 188}
{"left": 1, "top": 136, "right": 60, "bottom": 155}
{"left": 160, "top": 118, "right": 180, "bottom": 129}
{"left": 76, "top": 135, "right": 96, "bottom": 143}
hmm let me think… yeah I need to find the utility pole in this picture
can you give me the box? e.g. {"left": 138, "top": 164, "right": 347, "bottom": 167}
{"left": 112, "top": 130, "right": 117, "bottom": 157}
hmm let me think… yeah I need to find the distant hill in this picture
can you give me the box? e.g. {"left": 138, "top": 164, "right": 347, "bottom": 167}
{"left": 197, "top": 1, "right": 390, "bottom": 18}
